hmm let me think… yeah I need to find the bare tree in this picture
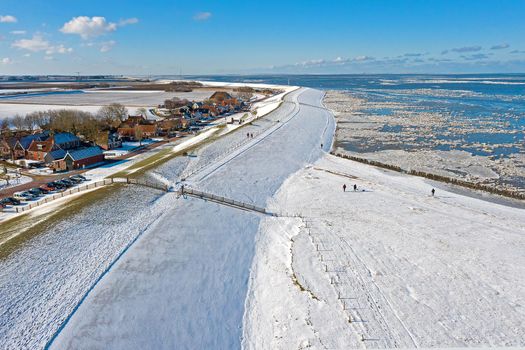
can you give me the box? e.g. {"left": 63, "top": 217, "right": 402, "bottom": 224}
{"left": 0, "top": 118, "right": 10, "bottom": 135}
{"left": 134, "top": 125, "right": 144, "bottom": 146}
{"left": 136, "top": 107, "right": 147, "bottom": 117}
{"left": 11, "top": 115, "right": 25, "bottom": 131}
{"left": 97, "top": 103, "right": 128, "bottom": 130}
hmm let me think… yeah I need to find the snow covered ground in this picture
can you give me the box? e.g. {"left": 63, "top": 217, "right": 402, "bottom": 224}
{"left": 0, "top": 173, "right": 31, "bottom": 191}
{"left": 243, "top": 154, "right": 525, "bottom": 348}
{"left": 48, "top": 87, "right": 334, "bottom": 349}
{"left": 0, "top": 86, "right": 331, "bottom": 349}
{"left": 3, "top": 80, "right": 520, "bottom": 349}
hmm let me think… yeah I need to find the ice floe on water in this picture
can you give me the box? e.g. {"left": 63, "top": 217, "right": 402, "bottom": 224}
{"left": 325, "top": 90, "right": 525, "bottom": 194}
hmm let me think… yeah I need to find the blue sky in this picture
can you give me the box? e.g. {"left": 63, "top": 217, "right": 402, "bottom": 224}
{"left": 0, "top": 0, "right": 524, "bottom": 75}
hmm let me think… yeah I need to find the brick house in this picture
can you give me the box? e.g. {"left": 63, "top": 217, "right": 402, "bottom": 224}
{"left": 56, "top": 146, "right": 105, "bottom": 171}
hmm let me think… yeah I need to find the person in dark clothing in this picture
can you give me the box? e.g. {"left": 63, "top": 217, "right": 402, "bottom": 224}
{"left": 353, "top": 184, "right": 357, "bottom": 191}
{"left": 343, "top": 184, "right": 347, "bottom": 192}
{"left": 247, "top": 132, "right": 250, "bottom": 138}
{"left": 431, "top": 188, "right": 435, "bottom": 196}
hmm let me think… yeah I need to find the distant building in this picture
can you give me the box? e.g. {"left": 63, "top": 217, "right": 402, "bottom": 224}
{"left": 209, "top": 91, "right": 233, "bottom": 103}
{"left": 53, "top": 132, "right": 81, "bottom": 150}
{"left": 117, "top": 124, "right": 157, "bottom": 141}
{"left": 96, "top": 131, "right": 122, "bottom": 150}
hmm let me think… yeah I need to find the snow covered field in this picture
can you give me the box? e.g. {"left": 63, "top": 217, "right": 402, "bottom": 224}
{"left": 0, "top": 90, "right": 215, "bottom": 119}
{"left": 244, "top": 154, "right": 525, "bottom": 348}
{"left": 0, "top": 90, "right": 213, "bottom": 106}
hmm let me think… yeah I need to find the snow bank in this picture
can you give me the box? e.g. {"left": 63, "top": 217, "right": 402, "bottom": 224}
{"left": 244, "top": 154, "right": 525, "bottom": 348}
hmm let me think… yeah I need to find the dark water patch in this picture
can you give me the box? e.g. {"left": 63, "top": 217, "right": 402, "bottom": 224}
{"left": 380, "top": 125, "right": 403, "bottom": 133}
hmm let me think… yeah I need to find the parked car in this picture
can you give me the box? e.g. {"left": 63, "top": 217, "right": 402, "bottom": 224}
{"left": 49, "top": 182, "right": 66, "bottom": 191}
{"left": 70, "top": 174, "right": 87, "bottom": 182}
{"left": 46, "top": 182, "right": 59, "bottom": 190}
{"left": 13, "top": 191, "right": 36, "bottom": 201}
{"left": 36, "top": 186, "right": 50, "bottom": 194}
{"left": 28, "top": 188, "right": 43, "bottom": 197}
{"left": 40, "top": 184, "right": 54, "bottom": 192}
{"left": 1, "top": 197, "right": 21, "bottom": 206}
{"left": 60, "top": 179, "right": 75, "bottom": 187}
{"left": 68, "top": 176, "right": 82, "bottom": 184}
{"left": 55, "top": 180, "right": 73, "bottom": 188}
{"left": 28, "top": 162, "right": 45, "bottom": 169}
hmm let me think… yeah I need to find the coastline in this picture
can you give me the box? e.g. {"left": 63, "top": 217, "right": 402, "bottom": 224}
{"left": 324, "top": 90, "right": 525, "bottom": 198}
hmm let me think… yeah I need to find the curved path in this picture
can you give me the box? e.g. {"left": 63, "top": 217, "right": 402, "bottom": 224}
{"left": 49, "top": 88, "right": 334, "bottom": 349}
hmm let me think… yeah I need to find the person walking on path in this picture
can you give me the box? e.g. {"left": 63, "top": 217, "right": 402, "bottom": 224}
{"left": 431, "top": 188, "right": 435, "bottom": 196}
{"left": 343, "top": 184, "right": 347, "bottom": 192}
{"left": 353, "top": 184, "right": 357, "bottom": 191}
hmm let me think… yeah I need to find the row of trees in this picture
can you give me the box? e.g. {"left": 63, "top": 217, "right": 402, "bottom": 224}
{"left": 0, "top": 103, "right": 130, "bottom": 141}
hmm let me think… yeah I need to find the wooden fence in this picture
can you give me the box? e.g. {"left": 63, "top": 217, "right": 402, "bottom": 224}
{"left": 331, "top": 151, "right": 525, "bottom": 200}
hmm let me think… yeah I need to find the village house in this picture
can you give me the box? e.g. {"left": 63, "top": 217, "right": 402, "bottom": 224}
{"left": 25, "top": 132, "right": 81, "bottom": 162}
{"left": 95, "top": 131, "right": 122, "bottom": 150}
{"left": 51, "top": 146, "right": 105, "bottom": 171}
{"left": 26, "top": 139, "right": 57, "bottom": 162}
{"left": 117, "top": 124, "right": 158, "bottom": 141}
{"left": 44, "top": 148, "right": 67, "bottom": 166}
{"left": 0, "top": 131, "right": 50, "bottom": 160}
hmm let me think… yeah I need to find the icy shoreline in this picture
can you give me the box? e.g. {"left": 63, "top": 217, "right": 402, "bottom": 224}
{"left": 324, "top": 90, "right": 525, "bottom": 195}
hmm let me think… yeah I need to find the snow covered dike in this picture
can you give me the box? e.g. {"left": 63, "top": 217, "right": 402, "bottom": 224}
{"left": 243, "top": 154, "right": 525, "bottom": 348}
{"left": 0, "top": 87, "right": 334, "bottom": 349}
{"left": 47, "top": 88, "right": 334, "bottom": 349}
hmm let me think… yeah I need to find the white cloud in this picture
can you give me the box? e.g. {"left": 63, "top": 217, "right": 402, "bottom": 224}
{"left": 491, "top": 43, "right": 510, "bottom": 50}
{"left": 100, "top": 40, "right": 116, "bottom": 52}
{"left": 48, "top": 44, "right": 73, "bottom": 54}
{"left": 0, "top": 15, "right": 17, "bottom": 23}
{"left": 12, "top": 34, "right": 51, "bottom": 52}
{"left": 12, "top": 34, "right": 72, "bottom": 54}
{"left": 451, "top": 46, "right": 482, "bottom": 53}
{"left": 1, "top": 57, "right": 12, "bottom": 64}
{"left": 61, "top": 16, "right": 117, "bottom": 39}
{"left": 193, "top": 12, "right": 212, "bottom": 21}
{"left": 10, "top": 30, "right": 26, "bottom": 35}
{"left": 44, "top": 55, "right": 54, "bottom": 60}
{"left": 119, "top": 18, "right": 139, "bottom": 26}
